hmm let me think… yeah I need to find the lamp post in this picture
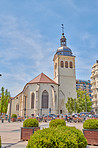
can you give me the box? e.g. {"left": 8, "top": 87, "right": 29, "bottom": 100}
{"left": 74, "top": 98, "right": 76, "bottom": 113}
{"left": 8, "top": 98, "right": 12, "bottom": 123}
{"left": 85, "top": 93, "right": 87, "bottom": 112}
{"left": 24, "top": 96, "right": 26, "bottom": 118}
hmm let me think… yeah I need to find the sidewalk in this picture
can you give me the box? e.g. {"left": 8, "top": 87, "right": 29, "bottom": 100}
{"left": 0, "top": 121, "right": 49, "bottom": 148}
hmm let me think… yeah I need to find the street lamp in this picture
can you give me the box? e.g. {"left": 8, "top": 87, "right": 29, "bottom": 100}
{"left": 85, "top": 93, "right": 87, "bottom": 112}
{"left": 74, "top": 98, "right": 76, "bottom": 113}
{"left": 8, "top": 98, "right": 12, "bottom": 123}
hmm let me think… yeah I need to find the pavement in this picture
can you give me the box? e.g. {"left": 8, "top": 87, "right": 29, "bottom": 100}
{"left": 0, "top": 120, "right": 98, "bottom": 148}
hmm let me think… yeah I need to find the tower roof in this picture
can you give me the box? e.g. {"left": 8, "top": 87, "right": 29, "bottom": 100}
{"left": 56, "top": 25, "right": 73, "bottom": 56}
{"left": 28, "top": 73, "right": 57, "bottom": 85}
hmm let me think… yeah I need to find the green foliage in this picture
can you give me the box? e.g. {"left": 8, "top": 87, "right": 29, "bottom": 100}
{"left": 76, "top": 89, "right": 92, "bottom": 113}
{"left": 0, "top": 87, "right": 10, "bottom": 114}
{"left": 11, "top": 114, "right": 17, "bottom": 118}
{"left": 66, "top": 90, "right": 92, "bottom": 114}
{"left": 83, "top": 119, "right": 98, "bottom": 129}
{"left": 66, "top": 97, "right": 75, "bottom": 114}
{"left": 23, "top": 118, "right": 39, "bottom": 127}
{"left": 49, "top": 119, "right": 66, "bottom": 128}
{"left": 27, "top": 126, "right": 87, "bottom": 148}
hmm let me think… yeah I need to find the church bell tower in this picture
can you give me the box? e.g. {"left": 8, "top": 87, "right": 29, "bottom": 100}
{"left": 53, "top": 25, "right": 77, "bottom": 114}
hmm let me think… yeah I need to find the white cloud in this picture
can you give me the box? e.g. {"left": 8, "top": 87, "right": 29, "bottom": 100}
{"left": 0, "top": 14, "right": 56, "bottom": 96}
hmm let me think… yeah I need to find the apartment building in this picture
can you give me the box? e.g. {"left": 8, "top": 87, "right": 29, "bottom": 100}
{"left": 91, "top": 60, "right": 98, "bottom": 114}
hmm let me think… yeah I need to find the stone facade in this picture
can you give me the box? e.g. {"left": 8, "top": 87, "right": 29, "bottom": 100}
{"left": 91, "top": 60, "right": 98, "bottom": 114}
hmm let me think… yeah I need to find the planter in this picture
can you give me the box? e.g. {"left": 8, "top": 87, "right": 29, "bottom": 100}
{"left": 83, "top": 129, "right": 98, "bottom": 146}
{"left": 11, "top": 118, "right": 17, "bottom": 122}
{"left": 21, "top": 127, "right": 40, "bottom": 141}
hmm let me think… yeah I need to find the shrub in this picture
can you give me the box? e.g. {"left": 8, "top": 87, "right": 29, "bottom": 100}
{"left": 83, "top": 119, "right": 98, "bottom": 129}
{"left": 27, "top": 126, "right": 87, "bottom": 148}
{"left": 49, "top": 119, "right": 66, "bottom": 128}
{"left": 11, "top": 114, "right": 17, "bottom": 118}
{"left": 23, "top": 118, "right": 39, "bottom": 127}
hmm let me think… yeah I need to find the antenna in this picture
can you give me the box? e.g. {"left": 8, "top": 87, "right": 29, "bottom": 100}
{"left": 61, "top": 24, "right": 64, "bottom": 35}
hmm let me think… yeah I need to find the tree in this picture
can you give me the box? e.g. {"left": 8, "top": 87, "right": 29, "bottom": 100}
{"left": 0, "top": 87, "right": 10, "bottom": 114}
{"left": 76, "top": 89, "right": 92, "bottom": 113}
{"left": 66, "top": 97, "right": 75, "bottom": 114}
{"left": 0, "top": 87, "right": 5, "bottom": 114}
{"left": 65, "top": 89, "right": 92, "bottom": 114}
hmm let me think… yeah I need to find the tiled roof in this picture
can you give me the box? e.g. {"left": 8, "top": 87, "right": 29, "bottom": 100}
{"left": 28, "top": 73, "right": 57, "bottom": 85}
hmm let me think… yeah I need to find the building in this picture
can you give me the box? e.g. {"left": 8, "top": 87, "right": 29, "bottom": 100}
{"left": 76, "top": 79, "right": 92, "bottom": 100}
{"left": 7, "top": 32, "right": 77, "bottom": 117}
{"left": 91, "top": 60, "right": 98, "bottom": 114}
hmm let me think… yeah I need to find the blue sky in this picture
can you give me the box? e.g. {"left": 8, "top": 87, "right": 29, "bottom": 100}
{"left": 0, "top": 0, "right": 98, "bottom": 96}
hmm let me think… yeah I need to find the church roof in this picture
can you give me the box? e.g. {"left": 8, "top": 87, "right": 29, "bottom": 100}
{"left": 28, "top": 73, "right": 58, "bottom": 85}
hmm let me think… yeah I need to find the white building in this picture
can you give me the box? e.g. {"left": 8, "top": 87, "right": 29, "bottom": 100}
{"left": 7, "top": 32, "right": 77, "bottom": 117}
{"left": 91, "top": 60, "right": 98, "bottom": 114}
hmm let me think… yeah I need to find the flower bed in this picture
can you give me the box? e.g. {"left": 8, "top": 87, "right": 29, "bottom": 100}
{"left": 83, "top": 119, "right": 98, "bottom": 145}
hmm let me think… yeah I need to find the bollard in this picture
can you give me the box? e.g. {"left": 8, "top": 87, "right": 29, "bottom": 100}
{"left": 1, "top": 119, "right": 4, "bottom": 123}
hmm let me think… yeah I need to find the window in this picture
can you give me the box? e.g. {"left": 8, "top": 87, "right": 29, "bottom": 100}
{"left": 31, "top": 93, "right": 34, "bottom": 109}
{"left": 16, "top": 104, "right": 19, "bottom": 111}
{"left": 42, "top": 90, "right": 48, "bottom": 108}
{"left": 61, "top": 61, "right": 64, "bottom": 68}
{"left": 65, "top": 61, "right": 68, "bottom": 68}
{"left": 70, "top": 61, "right": 73, "bottom": 68}
{"left": 60, "top": 110, "right": 62, "bottom": 114}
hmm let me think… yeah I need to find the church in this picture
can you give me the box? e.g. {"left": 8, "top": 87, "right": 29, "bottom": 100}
{"left": 7, "top": 31, "right": 77, "bottom": 117}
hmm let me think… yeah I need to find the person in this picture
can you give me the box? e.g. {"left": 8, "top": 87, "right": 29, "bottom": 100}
{"left": 36, "top": 114, "right": 39, "bottom": 120}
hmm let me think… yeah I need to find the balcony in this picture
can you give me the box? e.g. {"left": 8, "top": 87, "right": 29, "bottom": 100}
{"left": 95, "top": 66, "right": 98, "bottom": 71}
{"left": 95, "top": 71, "right": 98, "bottom": 76}
{"left": 92, "top": 98, "right": 97, "bottom": 102}
{"left": 91, "top": 80, "right": 96, "bottom": 84}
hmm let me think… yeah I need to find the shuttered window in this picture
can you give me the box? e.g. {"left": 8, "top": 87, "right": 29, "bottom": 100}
{"left": 65, "top": 61, "right": 68, "bottom": 68}
{"left": 61, "top": 61, "right": 64, "bottom": 68}
{"left": 70, "top": 61, "right": 73, "bottom": 68}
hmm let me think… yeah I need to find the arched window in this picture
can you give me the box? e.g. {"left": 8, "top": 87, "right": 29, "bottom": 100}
{"left": 65, "top": 61, "right": 68, "bottom": 68}
{"left": 42, "top": 90, "right": 48, "bottom": 108}
{"left": 61, "top": 61, "right": 64, "bottom": 68}
{"left": 70, "top": 61, "right": 73, "bottom": 68}
{"left": 31, "top": 93, "right": 34, "bottom": 109}
{"left": 16, "top": 104, "right": 19, "bottom": 111}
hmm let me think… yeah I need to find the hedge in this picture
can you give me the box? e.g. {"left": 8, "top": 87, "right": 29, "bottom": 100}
{"left": 27, "top": 126, "right": 87, "bottom": 148}
{"left": 83, "top": 119, "right": 98, "bottom": 129}
{"left": 23, "top": 118, "right": 39, "bottom": 127}
{"left": 11, "top": 114, "right": 17, "bottom": 118}
{"left": 49, "top": 119, "right": 66, "bottom": 128}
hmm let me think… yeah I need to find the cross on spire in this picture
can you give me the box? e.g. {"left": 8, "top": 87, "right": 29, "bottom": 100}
{"left": 61, "top": 24, "right": 64, "bottom": 35}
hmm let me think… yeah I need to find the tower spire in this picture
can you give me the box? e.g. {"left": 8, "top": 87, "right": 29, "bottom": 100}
{"left": 60, "top": 24, "right": 66, "bottom": 46}
{"left": 61, "top": 24, "right": 64, "bottom": 35}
